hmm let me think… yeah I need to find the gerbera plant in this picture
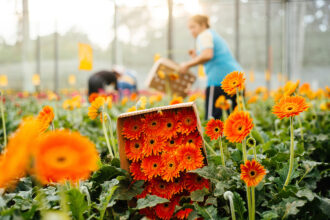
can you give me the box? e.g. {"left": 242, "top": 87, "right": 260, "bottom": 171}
{"left": 205, "top": 118, "right": 225, "bottom": 166}
{"left": 121, "top": 107, "right": 209, "bottom": 219}
{"left": 272, "top": 95, "right": 309, "bottom": 188}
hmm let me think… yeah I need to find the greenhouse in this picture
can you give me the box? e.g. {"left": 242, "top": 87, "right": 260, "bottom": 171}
{"left": 0, "top": 0, "right": 329, "bottom": 219}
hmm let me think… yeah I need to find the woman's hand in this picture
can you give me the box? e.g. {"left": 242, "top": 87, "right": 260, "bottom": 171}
{"left": 188, "top": 49, "right": 196, "bottom": 58}
{"left": 178, "top": 62, "right": 190, "bottom": 74}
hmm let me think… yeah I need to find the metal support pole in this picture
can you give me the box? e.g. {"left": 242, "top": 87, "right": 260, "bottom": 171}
{"left": 112, "top": 1, "right": 117, "bottom": 65}
{"left": 266, "top": 0, "right": 271, "bottom": 91}
{"left": 167, "top": 0, "right": 173, "bottom": 60}
{"left": 285, "top": 0, "right": 291, "bottom": 80}
{"left": 54, "top": 21, "right": 59, "bottom": 93}
{"left": 36, "top": 24, "right": 41, "bottom": 75}
{"left": 235, "top": 0, "right": 240, "bottom": 62}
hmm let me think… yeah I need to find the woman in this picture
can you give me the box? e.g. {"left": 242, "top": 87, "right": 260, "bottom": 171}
{"left": 179, "top": 14, "right": 243, "bottom": 120}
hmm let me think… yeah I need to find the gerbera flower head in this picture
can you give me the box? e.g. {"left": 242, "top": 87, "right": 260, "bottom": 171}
{"left": 240, "top": 159, "right": 266, "bottom": 187}
{"left": 139, "top": 208, "right": 156, "bottom": 219}
{"left": 0, "top": 118, "right": 41, "bottom": 189}
{"left": 141, "top": 155, "right": 163, "bottom": 180}
{"left": 37, "top": 105, "right": 55, "bottom": 132}
{"left": 170, "top": 96, "right": 183, "bottom": 105}
{"left": 215, "top": 95, "right": 230, "bottom": 110}
{"left": 284, "top": 80, "right": 300, "bottom": 96}
{"left": 184, "top": 173, "right": 210, "bottom": 192}
{"left": 272, "top": 95, "right": 309, "bottom": 119}
{"left": 33, "top": 130, "right": 99, "bottom": 184}
{"left": 177, "top": 143, "right": 204, "bottom": 171}
{"left": 205, "top": 118, "right": 224, "bottom": 140}
{"left": 177, "top": 108, "right": 197, "bottom": 135}
{"left": 155, "top": 197, "right": 179, "bottom": 220}
{"left": 221, "top": 71, "right": 245, "bottom": 96}
{"left": 122, "top": 116, "right": 143, "bottom": 140}
{"left": 161, "top": 153, "right": 180, "bottom": 182}
{"left": 180, "top": 131, "right": 203, "bottom": 148}
{"left": 88, "top": 92, "right": 99, "bottom": 103}
{"left": 88, "top": 97, "right": 105, "bottom": 120}
{"left": 125, "top": 138, "right": 145, "bottom": 162}
{"left": 224, "top": 111, "right": 254, "bottom": 143}
{"left": 162, "top": 111, "right": 180, "bottom": 139}
{"left": 143, "top": 112, "right": 165, "bottom": 137}
{"left": 143, "top": 135, "right": 165, "bottom": 156}
{"left": 176, "top": 208, "right": 193, "bottom": 219}
{"left": 298, "top": 83, "right": 311, "bottom": 96}
{"left": 171, "top": 176, "right": 185, "bottom": 194}
{"left": 148, "top": 178, "right": 174, "bottom": 199}
{"left": 129, "top": 161, "right": 147, "bottom": 181}
{"left": 247, "top": 95, "right": 258, "bottom": 104}
{"left": 164, "top": 137, "right": 181, "bottom": 153}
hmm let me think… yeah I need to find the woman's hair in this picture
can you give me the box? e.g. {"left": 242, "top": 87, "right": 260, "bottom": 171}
{"left": 190, "top": 14, "right": 210, "bottom": 28}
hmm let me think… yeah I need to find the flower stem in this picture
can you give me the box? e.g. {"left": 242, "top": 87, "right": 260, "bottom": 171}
{"left": 247, "top": 186, "right": 252, "bottom": 220}
{"left": 242, "top": 138, "right": 247, "bottom": 162}
{"left": 102, "top": 108, "right": 114, "bottom": 159}
{"left": 222, "top": 109, "right": 228, "bottom": 121}
{"left": 0, "top": 91, "right": 7, "bottom": 146}
{"left": 224, "top": 191, "right": 236, "bottom": 220}
{"left": 219, "top": 136, "right": 225, "bottom": 166}
{"left": 253, "top": 146, "right": 257, "bottom": 161}
{"left": 283, "top": 116, "right": 295, "bottom": 188}
{"left": 297, "top": 115, "right": 304, "bottom": 140}
{"left": 204, "top": 141, "right": 217, "bottom": 156}
{"left": 251, "top": 186, "right": 255, "bottom": 220}
{"left": 236, "top": 88, "right": 241, "bottom": 111}
{"left": 105, "top": 113, "right": 118, "bottom": 158}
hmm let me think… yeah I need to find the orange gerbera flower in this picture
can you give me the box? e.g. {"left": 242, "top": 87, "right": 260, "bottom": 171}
{"left": 0, "top": 118, "right": 41, "bottom": 189}
{"left": 177, "top": 143, "right": 204, "bottom": 171}
{"left": 122, "top": 116, "right": 143, "bottom": 140}
{"left": 224, "top": 111, "right": 254, "bottom": 143}
{"left": 162, "top": 111, "right": 180, "bottom": 139}
{"left": 88, "top": 97, "right": 105, "bottom": 120}
{"left": 143, "top": 136, "right": 165, "bottom": 156}
{"left": 37, "top": 105, "right": 55, "bottom": 132}
{"left": 177, "top": 108, "right": 197, "bottom": 135}
{"left": 184, "top": 173, "right": 210, "bottom": 192}
{"left": 164, "top": 137, "right": 181, "bottom": 153}
{"left": 143, "top": 112, "right": 165, "bottom": 137}
{"left": 176, "top": 208, "right": 193, "bottom": 219}
{"left": 161, "top": 153, "right": 180, "bottom": 182}
{"left": 221, "top": 71, "right": 245, "bottom": 96}
{"left": 170, "top": 96, "right": 183, "bottom": 105}
{"left": 240, "top": 159, "right": 266, "bottom": 187}
{"left": 33, "top": 130, "right": 99, "bottom": 184}
{"left": 125, "top": 138, "right": 145, "bottom": 162}
{"left": 298, "top": 83, "right": 311, "bottom": 95}
{"left": 205, "top": 118, "right": 224, "bottom": 140}
{"left": 88, "top": 92, "right": 99, "bottom": 103}
{"left": 148, "top": 178, "right": 174, "bottom": 199}
{"left": 141, "top": 155, "right": 163, "bottom": 180}
{"left": 215, "top": 95, "right": 230, "bottom": 110}
{"left": 180, "top": 131, "right": 203, "bottom": 148}
{"left": 284, "top": 80, "right": 300, "bottom": 96}
{"left": 155, "top": 197, "right": 179, "bottom": 220}
{"left": 272, "top": 95, "right": 309, "bottom": 119}
{"left": 247, "top": 95, "right": 258, "bottom": 104}
{"left": 129, "top": 161, "right": 147, "bottom": 181}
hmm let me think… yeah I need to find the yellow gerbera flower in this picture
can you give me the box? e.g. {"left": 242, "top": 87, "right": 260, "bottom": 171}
{"left": 88, "top": 97, "right": 105, "bottom": 120}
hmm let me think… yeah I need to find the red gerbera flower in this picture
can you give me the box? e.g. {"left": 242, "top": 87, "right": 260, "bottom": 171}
{"left": 179, "top": 131, "right": 203, "bottom": 148}
{"left": 155, "top": 197, "right": 179, "bottom": 220}
{"left": 162, "top": 111, "right": 181, "bottom": 139}
{"left": 205, "top": 118, "right": 224, "bottom": 140}
{"left": 164, "top": 137, "right": 182, "bottom": 153}
{"left": 177, "top": 108, "right": 197, "bottom": 135}
{"left": 177, "top": 143, "right": 204, "bottom": 171}
{"left": 122, "top": 116, "right": 143, "bottom": 140}
{"left": 139, "top": 208, "right": 156, "bottom": 219}
{"left": 170, "top": 177, "right": 185, "bottom": 195}
{"left": 141, "top": 155, "right": 163, "bottom": 180}
{"left": 143, "top": 135, "right": 165, "bottom": 156}
{"left": 148, "top": 178, "right": 174, "bottom": 199}
{"left": 143, "top": 112, "right": 165, "bottom": 137}
{"left": 129, "top": 161, "right": 147, "bottom": 181}
{"left": 184, "top": 173, "right": 210, "bottom": 192}
{"left": 176, "top": 208, "right": 193, "bottom": 219}
{"left": 125, "top": 138, "right": 144, "bottom": 162}
{"left": 136, "top": 188, "right": 148, "bottom": 199}
{"left": 161, "top": 153, "right": 180, "bottom": 182}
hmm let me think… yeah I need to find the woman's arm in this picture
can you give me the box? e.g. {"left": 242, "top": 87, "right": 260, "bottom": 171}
{"left": 179, "top": 48, "right": 213, "bottom": 74}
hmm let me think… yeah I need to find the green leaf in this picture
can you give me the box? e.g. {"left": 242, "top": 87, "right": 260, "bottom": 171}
{"left": 214, "top": 182, "right": 226, "bottom": 197}
{"left": 136, "top": 195, "right": 169, "bottom": 209}
{"left": 190, "top": 188, "right": 209, "bottom": 202}
{"left": 261, "top": 210, "right": 278, "bottom": 220}
{"left": 316, "top": 195, "right": 330, "bottom": 216}
{"left": 233, "top": 192, "right": 246, "bottom": 220}
{"left": 283, "top": 198, "right": 306, "bottom": 217}
{"left": 296, "top": 188, "right": 314, "bottom": 201}
{"left": 98, "top": 179, "right": 120, "bottom": 220}
{"left": 194, "top": 204, "right": 220, "bottom": 220}
{"left": 115, "top": 179, "right": 144, "bottom": 201}
{"left": 66, "top": 188, "right": 88, "bottom": 220}
{"left": 91, "top": 165, "right": 127, "bottom": 185}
